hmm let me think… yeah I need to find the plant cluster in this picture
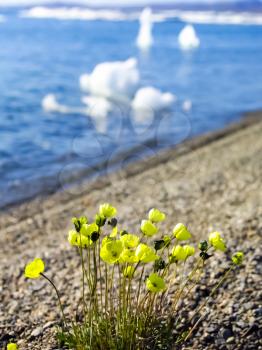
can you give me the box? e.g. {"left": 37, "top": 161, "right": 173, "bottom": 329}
{"left": 20, "top": 203, "right": 244, "bottom": 350}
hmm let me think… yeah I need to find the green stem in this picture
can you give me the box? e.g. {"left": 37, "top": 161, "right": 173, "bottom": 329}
{"left": 172, "top": 258, "right": 202, "bottom": 313}
{"left": 40, "top": 273, "right": 68, "bottom": 329}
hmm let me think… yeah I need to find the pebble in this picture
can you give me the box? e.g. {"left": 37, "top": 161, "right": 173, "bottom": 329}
{"left": 30, "top": 327, "right": 43, "bottom": 338}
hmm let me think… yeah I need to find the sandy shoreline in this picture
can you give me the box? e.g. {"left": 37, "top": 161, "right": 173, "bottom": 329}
{"left": 0, "top": 111, "right": 261, "bottom": 349}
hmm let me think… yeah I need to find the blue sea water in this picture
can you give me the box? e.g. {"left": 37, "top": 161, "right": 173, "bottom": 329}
{"left": 0, "top": 9, "right": 262, "bottom": 207}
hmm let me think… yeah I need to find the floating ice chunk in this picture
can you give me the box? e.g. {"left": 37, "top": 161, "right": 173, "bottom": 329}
{"left": 82, "top": 95, "right": 113, "bottom": 119}
{"left": 136, "top": 7, "right": 154, "bottom": 49}
{"left": 178, "top": 24, "right": 200, "bottom": 50}
{"left": 132, "top": 87, "right": 176, "bottom": 113}
{"left": 42, "top": 94, "right": 71, "bottom": 113}
{"left": 131, "top": 86, "right": 176, "bottom": 123}
{"left": 20, "top": 7, "right": 128, "bottom": 21}
{"left": 80, "top": 58, "right": 140, "bottom": 103}
{"left": 182, "top": 99, "right": 192, "bottom": 112}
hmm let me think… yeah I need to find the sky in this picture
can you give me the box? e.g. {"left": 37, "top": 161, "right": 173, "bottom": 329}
{"left": 0, "top": 0, "right": 247, "bottom": 7}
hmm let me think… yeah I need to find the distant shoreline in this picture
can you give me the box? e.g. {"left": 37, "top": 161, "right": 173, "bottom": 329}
{"left": 1, "top": 109, "right": 261, "bottom": 213}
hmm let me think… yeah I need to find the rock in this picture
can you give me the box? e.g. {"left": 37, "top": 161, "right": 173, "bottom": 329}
{"left": 43, "top": 321, "right": 56, "bottom": 330}
{"left": 226, "top": 336, "right": 235, "bottom": 343}
{"left": 222, "top": 328, "right": 233, "bottom": 340}
{"left": 30, "top": 326, "right": 43, "bottom": 338}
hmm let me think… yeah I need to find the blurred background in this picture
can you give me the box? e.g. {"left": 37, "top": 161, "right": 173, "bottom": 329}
{"left": 0, "top": 0, "right": 262, "bottom": 207}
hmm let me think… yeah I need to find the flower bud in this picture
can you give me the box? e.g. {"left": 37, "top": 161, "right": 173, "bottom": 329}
{"left": 140, "top": 220, "right": 158, "bottom": 237}
{"left": 200, "top": 251, "right": 211, "bottom": 261}
{"left": 95, "top": 214, "right": 106, "bottom": 227}
{"left": 91, "top": 231, "right": 100, "bottom": 242}
{"left": 163, "top": 235, "right": 171, "bottom": 247}
{"left": 198, "top": 240, "right": 208, "bottom": 252}
{"left": 232, "top": 251, "right": 244, "bottom": 265}
{"left": 148, "top": 208, "right": 166, "bottom": 223}
{"left": 173, "top": 223, "right": 192, "bottom": 241}
{"left": 154, "top": 240, "right": 165, "bottom": 251}
{"left": 154, "top": 258, "right": 166, "bottom": 271}
{"left": 108, "top": 218, "right": 118, "bottom": 227}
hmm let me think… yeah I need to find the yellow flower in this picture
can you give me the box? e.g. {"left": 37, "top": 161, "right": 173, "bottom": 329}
{"left": 80, "top": 223, "right": 99, "bottom": 237}
{"left": 68, "top": 230, "right": 78, "bottom": 246}
{"left": 68, "top": 230, "right": 93, "bottom": 248}
{"left": 101, "top": 236, "right": 113, "bottom": 247}
{"left": 171, "top": 245, "right": 187, "bottom": 261}
{"left": 7, "top": 344, "right": 18, "bottom": 350}
{"left": 171, "top": 245, "right": 195, "bottom": 261}
{"left": 119, "top": 249, "right": 139, "bottom": 264}
{"left": 72, "top": 216, "right": 88, "bottom": 232}
{"left": 120, "top": 234, "right": 140, "bottom": 248}
{"left": 100, "top": 240, "right": 123, "bottom": 264}
{"left": 140, "top": 220, "right": 158, "bottom": 237}
{"left": 99, "top": 203, "right": 117, "bottom": 218}
{"left": 232, "top": 251, "right": 244, "bottom": 265}
{"left": 76, "top": 234, "right": 93, "bottom": 248}
{"left": 173, "top": 223, "right": 192, "bottom": 241}
{"left": 123, "top": 266, "right": 135, "bottom": 278}
{"left": 25, "top": 258, "right": 45, "bottom": 279}
{"left": 110, "top": 226, "right": 118, "bottom": 238}
{"left": 135, "top": 243, "right": 159, "bottom": 263}
{"left": 146, "top": 273, "right": 166, "bottom": 293}
{"left": 148, "top": 208, "right": 166, "bottom": 223}
{"left": 184, "top": 245, "right": 195, "bottom": 257}
{"left": 209, "top": 232, "right": 226, "bottom": 252}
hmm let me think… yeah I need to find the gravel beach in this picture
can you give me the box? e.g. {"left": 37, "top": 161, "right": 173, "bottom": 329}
{"left": 0, "top": 112, "right": 261, "bottom": 350}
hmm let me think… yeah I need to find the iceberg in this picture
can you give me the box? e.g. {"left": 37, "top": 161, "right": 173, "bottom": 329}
{"left": 79, "top": 58, "right": 140, "bottom": 103}
{"left": 136, "top": 7, "right": 154, "bottom": 50}
{"left": 178, "top": 24, "right": 200, "bottom": 50}
{"left": 132, "top": 86, "right": 176, "bottom": 118}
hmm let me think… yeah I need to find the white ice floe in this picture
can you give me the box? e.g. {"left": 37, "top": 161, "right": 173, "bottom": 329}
{"left": 20, "top": 7, "right": 129, "bottom": 21}
{"left": 19, "top": 7, "right": 262, "bottom": 25}
{"left": 132, "top": 86, "right": 176, "bottom": 114}
{"left": 136, "top": 7, "right": 154, "bottom": 50}
{"left": 82, "top": 95, "right": 113, "bottom": 119}
{"left": 178, "top": 24, "right": 200, "bottom": 50}
{"left": 176, "top": 10, "right": 262, "bottom": 26}
{"left": 42, "top": 94, "right": 68, "bottom": 113}
{"left": 42, "top": 94, "right": 80, "bottom": 114}
{"left": 182, "top": 99, "right": 192, "bottom": 112}
{"left": 79, "top": 58, "right": 140, "bottom": 103}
